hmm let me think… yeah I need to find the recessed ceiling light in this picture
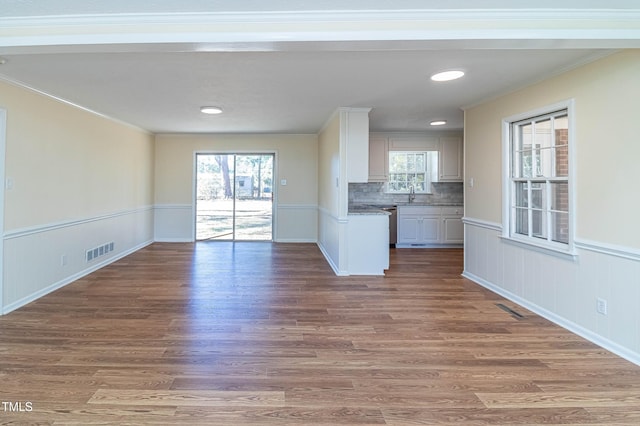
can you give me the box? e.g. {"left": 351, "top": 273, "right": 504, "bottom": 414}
{"left": 430, "top": 120, "right": 447, "bottom": 126}
{"left": 430, "top": 70, "right": 465, "bottom": 82}
{"left": 200, "top": 106, "right": 223, "bottom": 114}
{"left": 0, "top": 57, "right": 7, "bottom": 65}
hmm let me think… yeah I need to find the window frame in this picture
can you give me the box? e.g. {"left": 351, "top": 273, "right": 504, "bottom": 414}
{"left": 386, "top": 150, "right": 435, "bottom": 194}
{"left": 501, "top": 100, "right": 577, "bottom": 258}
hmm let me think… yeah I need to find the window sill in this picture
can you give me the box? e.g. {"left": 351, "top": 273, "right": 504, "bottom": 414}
{"left": 499, "top": 235, "right": 579, "bottom": 261}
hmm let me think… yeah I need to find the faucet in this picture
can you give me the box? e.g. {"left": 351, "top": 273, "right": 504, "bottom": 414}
{"left": 408, "top": 185, "right": 416, "bottom": 203}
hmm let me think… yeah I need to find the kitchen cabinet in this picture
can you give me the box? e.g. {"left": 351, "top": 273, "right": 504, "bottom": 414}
{"left": 347, "top": 213, "right": 390, "bottom": 275}
{"left": 441, "top": 206, "right": 464, "bottom": 244}
{"left": 397, "top": 206, "right": 441, "bottom": 245}
{"left": 368, "top": 132, "right": 463, "bottom": 183}
{"left": 345, "top": 108, "right": 371, "bottom": 183}
{"left": 388, "top": 135, "right": 439, "bottom": 151}
{"left": 368, "top": 135, "right": 388, "bottom": 182}
{"left": 438, "top": 136, "right": 463, "bottom": 182}
{"left": 397, "top": 205, "right": 463, "bottom": 247}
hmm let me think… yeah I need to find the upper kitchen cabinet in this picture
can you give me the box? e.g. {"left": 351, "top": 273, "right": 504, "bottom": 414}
{"left": 368, "top": 132, "right": 463, "bottom": 183}
{"left": 368, "top": 133, "right": 438, "bottom": 182}
{"left": 438, "top": 136, "right": 463, "bottom": 182}
{"left": 368, "top": 134, "right": 388, "bottom": 182}
{"left": 388, "top": 134, "right": 439, "bottom": 151}
{"left": 344, "top": 108, "right": 372, "bottom": 183}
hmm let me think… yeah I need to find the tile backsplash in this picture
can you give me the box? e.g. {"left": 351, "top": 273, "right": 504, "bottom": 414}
{"left": 349, "top": 182, "right": 463, "bottom": 206}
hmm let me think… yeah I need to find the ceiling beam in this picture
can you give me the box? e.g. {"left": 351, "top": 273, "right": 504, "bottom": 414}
{"left": 2, "top": 9, "right": 640, "bottom": 53}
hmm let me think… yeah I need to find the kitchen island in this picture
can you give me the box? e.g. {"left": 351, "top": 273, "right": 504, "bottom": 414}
{"left": 346, "top": 207, "right": 390, "bottom": 275}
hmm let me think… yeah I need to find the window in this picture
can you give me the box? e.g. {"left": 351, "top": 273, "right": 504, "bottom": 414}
{"left": 504, "top": 102, "right": 574, "bottom": 253}
{"left": 388, "top": 151, "right": 437, "bottom": 193}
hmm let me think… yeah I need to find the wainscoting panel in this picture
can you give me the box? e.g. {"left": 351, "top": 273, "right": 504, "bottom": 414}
{"left": 317, "top": 207, "right": 348, "bottom": 276}
{"left": 275, "top": 204, "right": 318, "bottom": 243}
{"left": 154, "top": 204, "right": 193, "bottom": 242}
{"left": 155, "top": 204, "right": 318, "bottom": 243}
{"left": 463, "top": 218, "right": 640, "bottom": 366}
{"left": 3, "top": 207, "right": 154, "bottom": 314}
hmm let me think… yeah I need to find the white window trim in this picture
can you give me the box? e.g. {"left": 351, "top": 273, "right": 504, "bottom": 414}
{"left": 501, "top": 99, "right": 578, "bottom": 259}
{"left": 386, "top": 150, "right": 436, "bottom": 194}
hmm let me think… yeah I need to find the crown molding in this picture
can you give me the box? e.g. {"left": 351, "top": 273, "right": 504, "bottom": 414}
{"left": 2, "top": 9, "right": 640, "bottom": 50}
{"left": 2, "top": 9, "right": 640, "bottom": 25}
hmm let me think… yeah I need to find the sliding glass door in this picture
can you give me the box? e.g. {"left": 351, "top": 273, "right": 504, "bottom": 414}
{"left": 196, "top": 154, "right": 274, "bottom": 241}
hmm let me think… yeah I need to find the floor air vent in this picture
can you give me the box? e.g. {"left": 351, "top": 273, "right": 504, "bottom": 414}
{"left": 496, "top": 303, "right": 524, "bottom": 320}
{"left": 86, "top": 242, "right": 115, "bottom": 262}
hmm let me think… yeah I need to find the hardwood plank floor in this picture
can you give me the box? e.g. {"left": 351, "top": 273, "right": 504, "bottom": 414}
{"left": 1, "top": 242, "right": 640, "bottom": 424}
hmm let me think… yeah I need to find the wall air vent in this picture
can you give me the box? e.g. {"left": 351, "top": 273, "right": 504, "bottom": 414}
{"left": 496, "top": 303, "right": 524, "bottom": 320}
{"left": 86, "top": 242, "right": 115, "bottom": 262}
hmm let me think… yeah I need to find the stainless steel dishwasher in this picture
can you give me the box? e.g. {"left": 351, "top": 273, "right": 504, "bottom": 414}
{"left": 381, "top": 206, "right": 397, "bottom": 247}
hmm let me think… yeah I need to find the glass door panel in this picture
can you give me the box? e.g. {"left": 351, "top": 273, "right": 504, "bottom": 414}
{"left": 234, "top": 155, "right": 274, "bottom": 240}
{"left": 196, "top": 153, "right": 273, "bottom": 241}
{"left": 196, "top": 154, "right": 235, "bottom": 240}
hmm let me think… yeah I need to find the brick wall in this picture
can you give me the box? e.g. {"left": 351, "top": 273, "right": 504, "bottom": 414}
{"left": 554, "top": 129, "right": 569, "bottom": 243}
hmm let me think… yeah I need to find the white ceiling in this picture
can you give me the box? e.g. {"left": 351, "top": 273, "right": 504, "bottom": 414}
{"left": 0, "top": 1, "right": 639, "bottom": 134}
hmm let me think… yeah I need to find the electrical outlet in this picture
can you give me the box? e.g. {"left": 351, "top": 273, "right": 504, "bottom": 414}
{"left": 61, "top": 254, "right": 67, "bottom": 266}
{"left": 597, "top": 298, "right": 608, "bottom": 315}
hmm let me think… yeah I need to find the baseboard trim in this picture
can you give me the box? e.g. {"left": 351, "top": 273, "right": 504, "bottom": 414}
{"left": 316, "top": 241, "right": 348, "bottom": 276}
{"left": 2, "top": 239, "right": 154, "bottom": 315}
{"left": 462, "top": 269, "right": 640, "bottom": 367}
{"left": 155, "top": 238, "right": 318, "bottom": 243}
{"left": 274, "top": 238, "right": 317, "bottom": 243}
{"left": 396, "top": 243, "right": 463, "bottom": 249}
{"left": 154, "top": 238, "right": 194, "bottom": 243}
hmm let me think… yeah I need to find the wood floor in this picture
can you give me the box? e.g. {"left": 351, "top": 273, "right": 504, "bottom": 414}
{"left": 1, "top": 243, "right": 640, "bottom": 425}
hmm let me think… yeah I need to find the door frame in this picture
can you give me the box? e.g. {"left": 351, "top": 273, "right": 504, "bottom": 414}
{"left": 192, "top": 150, "right": 278, "bottom": 242}
{"left": 0, "top": 109, "right": 6, "bottom": 313}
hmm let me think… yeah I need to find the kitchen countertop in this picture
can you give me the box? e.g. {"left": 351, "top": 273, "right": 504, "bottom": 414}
{"left": 394, "top": 202, "right": 463, "bottom": 207}
{"left": 348, "top": 203, "right": 463, "bottom": 215}
{"left": 348, "top": 205, "right": 393, "bottom": 215}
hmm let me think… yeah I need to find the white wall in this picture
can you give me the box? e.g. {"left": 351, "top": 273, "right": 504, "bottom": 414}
{"left": 464, "top": 50, "right": 640, "bottom": 365}
{"left": 153, "top": 133, "right": 318, "bottom": 242}
{"left": 317, "top": 112, "right": 345, "bottom": 273}
{"left": 0, "top": 80, "right": 155, "bottom": 313}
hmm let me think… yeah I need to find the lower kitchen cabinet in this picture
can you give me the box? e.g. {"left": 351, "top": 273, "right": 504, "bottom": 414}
{"left": 441, "top": 206, "right": 464, "bottom": 244}
{"left": 397, "top": 207, "right": 441, "bottom": 245}
{"left": 397, "top": 205, "right": 463, "bottom": 247}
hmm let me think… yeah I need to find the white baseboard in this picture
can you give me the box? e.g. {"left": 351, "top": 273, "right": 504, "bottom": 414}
{"left": 154, "top": 238, "right": 194, "bottom": 243}
{"left": 274, "top": 238, "right": 317, "bottom": 243}
{"left": 396, "top": 243, "right": 463, "bottom": 249}
{"left": 316, "top": 241, "right": 347, "bottom": 276}
{"left": 2, "top": 239, "right": 153, "bottom": 315}
{"left": 462, "top": 270, "right": 640, "bottom": 367}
